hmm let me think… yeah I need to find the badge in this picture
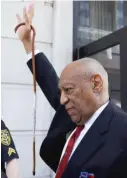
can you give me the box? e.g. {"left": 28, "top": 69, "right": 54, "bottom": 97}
{"left": 1, "top": 129, "right": 11, "bottom": 146}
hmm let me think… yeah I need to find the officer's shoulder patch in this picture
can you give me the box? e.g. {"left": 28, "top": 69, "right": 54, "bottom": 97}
{"left": 1, "top": 129, "right": 11, "bottom": 146}
{"left": 8, "top": 147, "right": 16, "bottom": 156}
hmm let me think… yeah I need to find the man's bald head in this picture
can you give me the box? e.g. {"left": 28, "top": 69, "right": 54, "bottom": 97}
{"left": 60, "top": 58, "right": 109, "bottom": 94}
{"left": 59, "top": 58, "right": 109, "bottom": 125}
{"left": 74, "top": 57, "right": 108, "bottom": 91}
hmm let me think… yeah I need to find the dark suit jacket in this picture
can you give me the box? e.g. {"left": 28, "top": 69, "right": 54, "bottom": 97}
{"left": 27, "top": 52, "right": 127, "bottom": 178}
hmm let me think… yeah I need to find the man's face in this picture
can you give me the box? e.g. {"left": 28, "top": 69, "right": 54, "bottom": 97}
{"left": 59, "top": 65, "right": 97, "bottom": 125}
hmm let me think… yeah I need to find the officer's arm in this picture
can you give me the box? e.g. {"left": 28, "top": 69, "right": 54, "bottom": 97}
{"left": 6, "top": 159, "right": 21, "bottom": 178}
{"left": 1, "top": 121, "right": 21, "bottom": 178}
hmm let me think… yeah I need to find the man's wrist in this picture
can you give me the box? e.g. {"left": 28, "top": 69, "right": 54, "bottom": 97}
{"left": 22, "top": 40, "right": 32, "bottom": 54}
{"left": 27, "top": 49, "right": 40, "bottom": 61}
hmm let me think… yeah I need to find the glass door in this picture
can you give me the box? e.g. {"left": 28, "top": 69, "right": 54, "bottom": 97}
{"left": 90, "top": 45, "right": 121, "bottom": 106}
{"left": 73, "top": 27, "right": 127, "bottom": 112}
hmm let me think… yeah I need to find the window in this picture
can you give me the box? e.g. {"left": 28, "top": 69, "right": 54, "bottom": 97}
{"left": 74, "top": 1, "right": 127, "bottom": 48}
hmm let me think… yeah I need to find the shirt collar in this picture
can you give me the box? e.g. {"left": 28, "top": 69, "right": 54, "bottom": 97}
{"left": 85, "top": 101, "right": 109, "bottom": 129}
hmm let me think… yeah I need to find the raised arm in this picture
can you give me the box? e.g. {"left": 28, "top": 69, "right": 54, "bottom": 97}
{"left": 27, "top": 52, "right": 60, "bottom": 110}
{"left": 16, "top": 4, "right": 60, "bottom": 110}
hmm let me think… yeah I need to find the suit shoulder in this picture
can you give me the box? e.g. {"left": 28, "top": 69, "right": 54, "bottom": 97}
{"left": 110, "top": 106, "right": 127, "bottom": 149}
{"left": 110, "top": 105, "right": 127, "bottom": 134}
{"left": 113, "top": 104, "right": 127, "bottom": 123}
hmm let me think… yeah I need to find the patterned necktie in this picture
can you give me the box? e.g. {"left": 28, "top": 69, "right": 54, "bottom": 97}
{"left": 55, "top": 125, "right": 84, "bottom": 178}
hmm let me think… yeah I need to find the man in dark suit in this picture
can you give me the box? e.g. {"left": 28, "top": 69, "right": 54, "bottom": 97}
{"left": 16, "top": 4, "right": 127, "bottom": 178}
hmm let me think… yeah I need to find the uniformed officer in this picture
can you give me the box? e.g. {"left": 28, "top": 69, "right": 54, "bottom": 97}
{"left": 1, "top": 120, "right": 21, "bottom": 178}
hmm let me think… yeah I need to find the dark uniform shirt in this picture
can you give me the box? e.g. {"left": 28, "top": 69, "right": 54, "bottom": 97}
{"left": 1, "top": 120, "right": 19, "bottom": 173}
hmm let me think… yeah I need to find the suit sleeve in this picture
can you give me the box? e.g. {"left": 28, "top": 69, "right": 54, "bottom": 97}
{"left": 1, "top": 120, "right": 19, "bottom": 165}
{"left": 27, "top": 52, "right": 60, "bottom": 111}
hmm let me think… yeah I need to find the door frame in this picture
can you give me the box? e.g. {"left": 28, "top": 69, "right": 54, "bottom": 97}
{"left": 73, "top": 26, "right": 127, "bottom": 112}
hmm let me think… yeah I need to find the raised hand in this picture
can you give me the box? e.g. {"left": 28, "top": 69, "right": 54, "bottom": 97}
{"left": 16, "top": 3, "right": 35, "bottom": 53}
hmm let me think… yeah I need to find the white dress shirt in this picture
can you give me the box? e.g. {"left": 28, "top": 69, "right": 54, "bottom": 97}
{"left": 60, "top": 101, "right": 109, "bottom": 161}
{"left": 27, "top": 49, "right": 40, "bottom": 61}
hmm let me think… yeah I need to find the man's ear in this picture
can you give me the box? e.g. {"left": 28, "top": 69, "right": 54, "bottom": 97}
{"left": 91, "top": 74, "right": 103, "bottom": 92}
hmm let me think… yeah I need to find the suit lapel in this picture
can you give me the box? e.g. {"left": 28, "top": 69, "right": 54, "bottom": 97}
{"left": 63, "top": 101, "right": 114, "bottom": 176}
